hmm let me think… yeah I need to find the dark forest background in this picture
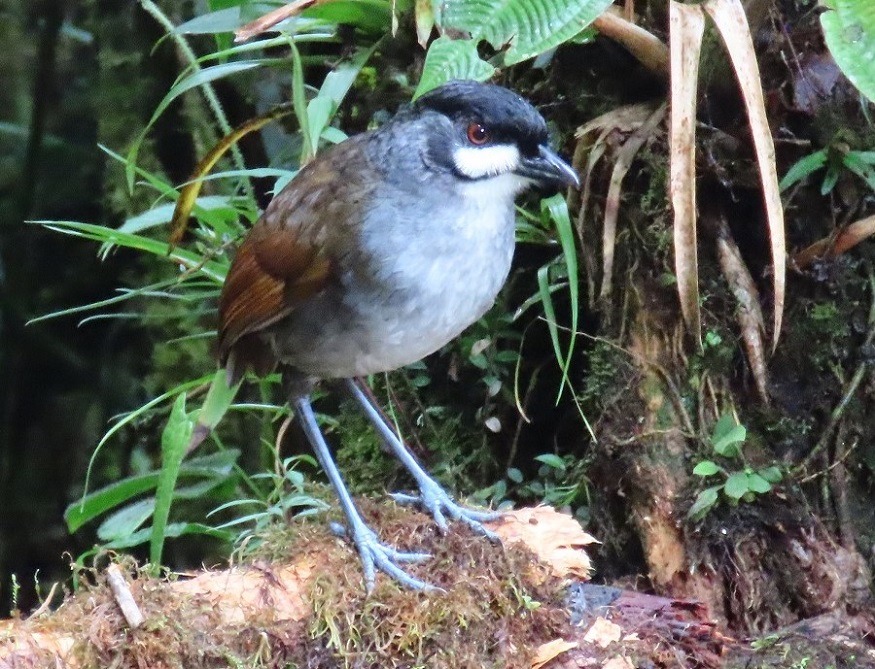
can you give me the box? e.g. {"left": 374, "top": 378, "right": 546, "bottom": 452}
{"left": 2, "top": 3, "right": 875, "bottom": 660}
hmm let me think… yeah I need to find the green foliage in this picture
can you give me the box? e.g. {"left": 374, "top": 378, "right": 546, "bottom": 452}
{"left": 688, "top": 414, "right": 783, "bottom": 521}
{"left": 821, "top": 0, "right": 875, "bottom": 102}
{"left": 38, "top": 0, "right": 601, "bottom": 569}
{"left": 414, "top": 37, "right": 497, "bottom": 98}
{"left": 781, "top": 140, "right": 875, "bottom": 195}
{"left": 474, "top": 454, "right": 590, "bottom": 522}
{"left": 212, "top": 455, "right": 330, "bottom": 555}
{"left": 433, "top": 0, "right": 613, "bottom": 67}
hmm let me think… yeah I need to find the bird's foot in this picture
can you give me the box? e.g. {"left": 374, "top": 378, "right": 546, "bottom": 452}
{"left": 390, "top": 479, "right": 502, "bottom": 541}
{"left": 329, "top": 522, "right": 440, "bottom": 592}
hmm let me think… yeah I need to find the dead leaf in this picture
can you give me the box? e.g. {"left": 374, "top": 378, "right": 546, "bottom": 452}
{"left": 793, "top": 214, "right": 875, "bottom": 269}
{"left": 235, "top": 0, "right": 325, "bottom": 43}
{"left": 669, "top": 0, "right": 706, "bottom": 347}
{"left": 714, "top": 214, "right": 769, "bottom": 403}
{"left": 599, "top": 103, "right": 667, "bottom": 303}
{"left": 704, "top": 0, "right": 786, "bottom": 351}
{"left": 602, "top": 655, "right": 635, "bottom": 669}
{"left": 490, "top": 506, "right": 597, "bottom": 580}
{"left": 593, "top": 7, "right": 669, "bottom": 77}
{"left": 583, "top": 616, "right": 623, "bottom": 648}
{"left": 531, "top": 639, "right": 579, "bottom": 669}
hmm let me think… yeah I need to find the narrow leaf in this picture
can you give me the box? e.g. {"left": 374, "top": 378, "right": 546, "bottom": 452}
{"left": 705, "top": 0, "right": 786, "bottom": 350}
{"left": 151, "top": 394, "right": 194, "bottom": 567}
{"left": 669, "top": 0, "right": 705, "bottom": 347}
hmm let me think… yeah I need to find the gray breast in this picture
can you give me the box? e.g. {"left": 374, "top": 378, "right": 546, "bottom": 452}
{"left": 271, "top": 175, "right": 518, "bottom": 379}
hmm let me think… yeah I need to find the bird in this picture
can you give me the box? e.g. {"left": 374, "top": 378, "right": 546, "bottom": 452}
{"left": 217, "top": 79, "right": 579, "bottom": 591}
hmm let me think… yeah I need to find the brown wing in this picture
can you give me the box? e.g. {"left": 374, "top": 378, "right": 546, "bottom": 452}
{"left": 217, "top": 136, "right": 373, "bottom": 381}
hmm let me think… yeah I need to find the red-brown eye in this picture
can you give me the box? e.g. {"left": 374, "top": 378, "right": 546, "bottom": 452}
{"left": 466, "top": 123, "right": 490, "bottom": 145}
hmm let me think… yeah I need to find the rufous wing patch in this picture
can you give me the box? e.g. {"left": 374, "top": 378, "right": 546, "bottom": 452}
{"left": 218, "top": 224, "right": 331, "bottom": 366}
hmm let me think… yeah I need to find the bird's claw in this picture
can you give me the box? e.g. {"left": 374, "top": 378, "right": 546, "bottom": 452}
{"left": 390, "top": 482, "right": 502, "bottom": 541}
{"left": 355, "top": 525, "right": 439, "bottom": 592}
{"left": 331, "top": 521, "right": 438, "bottom": 592}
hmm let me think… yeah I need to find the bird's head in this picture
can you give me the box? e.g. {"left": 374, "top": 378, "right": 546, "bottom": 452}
{"left": 412, "top": 80, "right": 580, "bottom": 193}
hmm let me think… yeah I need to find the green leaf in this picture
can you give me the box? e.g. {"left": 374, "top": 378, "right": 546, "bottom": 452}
{"left": 543, "top": 194, "right": 579, "bottom": 401}
{"left": 842, "top": 150, "right": 875, "bottom": 191}
{"left": 302, "top": 0, "right": 396, "bottom": 34}
{"left": 187, "top": 371, "right": 241, "bottom": 453}
{"left": 97, "top": 499, "right": 155, "bottom": 541}
{"left": 63, "top": 449, "right": 240, "bottom": 533}
{"left": 822, "top": 161, "right": 841, "bottom": 195}
{"left": 126, "top": 60, "right": 273, "bottom": 191}
{"left": 692, "top": 460, "right": 720, "bottom": 477}
{"left": 415, "top": 37, "right": 496, "bottom": 98}
{"left": 103, "top": 523, "right": 233, "bottom": 551}
{"left": 687, "top": 486, "right": 720, "bottom": 520}
{"left": 779, "top": 149, "right": 827, "bottom": 190}
{"left": 746, "top": 473, "right": 772, "bottom": 495}
{"left": 119, "top": 196, "right": 238, "bottom": 235}
{"left": 507, "top": 467, "right": 524, "bottom": 483}
{"left": 151, "top": 394, "right": 194, "bottom": 568}
{"left": 758, "top": 465, "right": 783, "bottom": 483}
{"left": 304, "top": 44, "right": 377, "bottom": 152}
{"left": 534, "top": 453, "right": 566, "bottom": 471}
{"left": 710, "top": 414, "right": 746, "bottom": 457}
{"left": 821, "top": 0, "right": 875, "bottom": 102}
{"left": 32, "top": 221, "right": 226, "bottom": 282}
{"left": 723, "top": 472, "right": 750, "bottom": 501}
{"left": 434, "top": 0, "right": 613, "bottom": 65}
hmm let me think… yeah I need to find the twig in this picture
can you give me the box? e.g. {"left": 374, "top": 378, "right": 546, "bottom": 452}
{"left": 107, "top": 565, "right": 145, "bottom": 629}
{"left": 27, "top": 582, "right": 60, "bottom": 619}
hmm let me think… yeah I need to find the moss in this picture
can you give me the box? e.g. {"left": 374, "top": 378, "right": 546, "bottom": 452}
{"left": 15, "top": 504, "right": 569, "bottom": 669}
{"left": 302, "top": 501, "right": 568, "bottom": 669}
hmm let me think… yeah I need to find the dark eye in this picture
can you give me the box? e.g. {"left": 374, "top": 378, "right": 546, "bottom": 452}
{"left": 466, "top": 122, "right": 490, "bottom": 145}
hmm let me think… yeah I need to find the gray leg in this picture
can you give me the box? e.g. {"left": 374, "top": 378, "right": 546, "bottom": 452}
{"left": 343, "top": 379, "right": 501, "bottom": 539}
{"left": 292, "top": 395, "right": 437, "bottom": 592}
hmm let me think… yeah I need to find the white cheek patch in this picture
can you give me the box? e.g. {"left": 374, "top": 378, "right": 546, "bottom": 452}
{"left": 453, "top": 144, "right": 521, "bottom": 180}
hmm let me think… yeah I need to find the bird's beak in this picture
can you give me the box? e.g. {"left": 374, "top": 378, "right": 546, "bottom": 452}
{"left": 516, "top": 145, "right": 580, "bottom": 189}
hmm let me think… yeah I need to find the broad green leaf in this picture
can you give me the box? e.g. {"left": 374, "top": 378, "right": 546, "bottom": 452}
{"left": 746, "top": 473, "right": 772, "bottom": 494}
{"left": 758, "top": 465, "right": 783, "bottom": 483}
{"left": 434, "top": 0, "right": 613, "bottom": 65}
{"left": 723, "top": 472, "right": 749, "bottom": 501}
{"left": 415, "top": 37, "right": 496, "bottom": 97}
{"left": 692, "top": 460, "right": 720, "bottom": 476}
{"left": 687, "top": 486, "right": 720, "bottom": 520}
{"left": 534, "top": 453, "right": 566, "bottom": 471}
{"left": 302, "top": 0, "right": 396, "bottom": 34}
{"left": 711, "top": 414, "right": 746, "bottom": 457}
{"left": 151, "top": 394, "right": 194, "bottom": 567}
{"left": 97, "top": 498, "right": 154, "bottom": 541}
{"left": 821, "top": 0, "right": 875, "bottom": 102}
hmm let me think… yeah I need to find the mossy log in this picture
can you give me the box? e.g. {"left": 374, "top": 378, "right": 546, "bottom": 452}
{"left": 0, "top": 506, "right": 738, "bottom": 669}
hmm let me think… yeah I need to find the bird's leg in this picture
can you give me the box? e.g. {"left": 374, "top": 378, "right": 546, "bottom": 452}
{"left": 291, "top": 394, "right": 437, "bottom": 592}
{"left": 343, "top": 379, "right": 501, "bottom": 540}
